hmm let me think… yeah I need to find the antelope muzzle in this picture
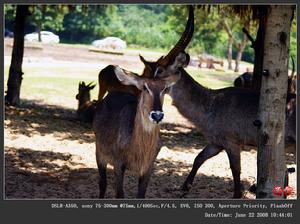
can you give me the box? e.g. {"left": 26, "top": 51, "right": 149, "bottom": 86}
{"left": 149, "top": 111, "right": 164, "bottom": 124}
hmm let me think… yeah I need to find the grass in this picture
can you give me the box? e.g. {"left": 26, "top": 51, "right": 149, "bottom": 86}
{"left": 4, "top": 47, "right": 239, "bottom": 109}
{"left": 4, "top": 64, "right": 237, "bottom": 109}
{"left": 4, "top": 65, "right": 99, "bottom": 109}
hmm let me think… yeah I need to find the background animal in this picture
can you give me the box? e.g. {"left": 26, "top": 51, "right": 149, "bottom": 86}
{"left": 233, "top": 72, "right": 253, "bottom": 89}
{"left": 198, "top": 53, "right": 224, "bottom": 69}
{"left": 76, "top": 81, "right": 97, "bottom": 123}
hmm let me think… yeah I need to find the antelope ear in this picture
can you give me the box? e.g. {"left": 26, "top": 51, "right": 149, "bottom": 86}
{"left": 114, "top": 66, "right": 144, "bottom": 90}
{"left": 139, "top": 54, "right": 152, "bottom": 70}
{"left": 87, "top": 82, "right": 96, "bottom": 90}
{"left": 174, "top": 52, "right": 190, "bottom": 68}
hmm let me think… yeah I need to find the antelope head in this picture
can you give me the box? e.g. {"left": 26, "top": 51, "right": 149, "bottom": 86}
{"left": 114, "top": 66, "right": 180, "bottom": 125}
{"left": 76, "top": 81, "right": 96, "bottom": 106}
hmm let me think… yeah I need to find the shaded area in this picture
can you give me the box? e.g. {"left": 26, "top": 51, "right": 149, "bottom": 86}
{"left": 5, "top": 100, "right": 208, "bottom": 150}
{"left": 5, "top": 147, "right": 254, "bottom": 199}
{"left": 5, "top": 102, "right": 296, "bottom": 199}
{"left": 160, "top": 122, "right": 206, "bottom": 153}
{"left": 5, "top": 100, "right": 95, "bottom": 144}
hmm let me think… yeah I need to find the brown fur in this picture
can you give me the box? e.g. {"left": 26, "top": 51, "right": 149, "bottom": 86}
{"left": 165, "top": 68, "right": 296, "bottom": 198}
{"left": 98, "top": 65, "right": 141, "bottom": 100}
{"left": 93, "top": 65, "right": 181, "bottom": 198}
{"left": 76, "top": 81, "right": 96, "bottom": 123}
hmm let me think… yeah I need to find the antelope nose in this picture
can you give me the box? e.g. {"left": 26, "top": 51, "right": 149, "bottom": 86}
{"left": 150, "top": 111, "right": 164, "bottom": 123}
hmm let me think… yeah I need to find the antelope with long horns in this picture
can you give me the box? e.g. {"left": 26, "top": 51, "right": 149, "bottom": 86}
{"left": 97, "top": 5, "right": 194, "bottom": 101}
{"left": 93, "top": 6, "right": 194, "bottom": 198}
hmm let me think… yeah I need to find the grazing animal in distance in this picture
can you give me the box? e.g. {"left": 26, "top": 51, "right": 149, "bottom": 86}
{"left": 198, "top": 53, "right": 224, "bottom": 69}
{"left": 92, "top": 64, "right": 183, "bottom": 198}
{"left": 76, "top": 81, "right": 97, "bottom": 123}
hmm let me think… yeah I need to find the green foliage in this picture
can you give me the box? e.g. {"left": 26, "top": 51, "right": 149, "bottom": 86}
{"left": 4, "top": 4, "right": 16, "bottom": 28}
{"left": 28, "top": 5, "right": 66, "bottom": 32}
{"left": 289, "top": 16, "right": 296, "bottom": 69}
{"left": 4, "top": 4, "right": 296, "bottom": 63}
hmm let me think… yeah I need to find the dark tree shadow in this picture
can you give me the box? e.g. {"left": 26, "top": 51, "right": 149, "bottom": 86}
{"left": 5, "top": 147, "right": 255, "bottom": 199}
{"left": 5, "top": 100, "right": 296, "bottom": 199}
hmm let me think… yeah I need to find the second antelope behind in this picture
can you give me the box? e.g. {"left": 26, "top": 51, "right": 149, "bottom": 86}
{"left": 92, "top": 57, "right": 184, "bottom": 198}
{"left": 76, "top": 81, "right": 97, "bottom": 123}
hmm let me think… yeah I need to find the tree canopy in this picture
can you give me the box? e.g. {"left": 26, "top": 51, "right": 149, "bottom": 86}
{"left": 4, "top": 4, "right": 296, "bottom": 65}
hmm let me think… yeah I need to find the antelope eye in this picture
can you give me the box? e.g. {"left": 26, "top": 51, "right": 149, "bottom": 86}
{"left": 157, "top": 67, "right": 163, "bottom": 74}
{"left": 155, "top": 67, "right": 164, "bottom": 77}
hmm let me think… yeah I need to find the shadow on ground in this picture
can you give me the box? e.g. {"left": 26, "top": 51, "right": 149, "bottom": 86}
{"left": 5, "top": 100, "right": 95, "bottom": 143}
{"left": 5, "top": 100, "right": 208, "bottom": 150}
{"left": 5, "top": 101, "right": 296, "bottom": 199}
{"left": 5, "top": 147, "right": 254, "bottom": 199}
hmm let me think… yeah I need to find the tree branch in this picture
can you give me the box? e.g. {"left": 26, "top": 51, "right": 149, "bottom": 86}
{"left": 242, "top": 27, "right": 255, "bottom": 48}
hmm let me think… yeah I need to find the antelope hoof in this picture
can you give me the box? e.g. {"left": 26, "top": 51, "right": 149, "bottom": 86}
{"left": 233, "top": 191, "right": 243, "bottom": 198}
{"left": 181, "top": 182, "right": 192, "bottom": 192}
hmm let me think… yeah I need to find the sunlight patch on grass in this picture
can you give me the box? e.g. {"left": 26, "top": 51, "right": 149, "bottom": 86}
{"left": 4, "top": 63, "right": 236, "bottom": 108}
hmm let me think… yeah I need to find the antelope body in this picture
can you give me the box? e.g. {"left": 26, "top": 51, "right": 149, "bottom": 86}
{"left": 167, "top": 68, "right": 296, "bottom": 198}
{"left": 92, "top": 6, "right": 194, "bottom": 198}
{"left": 93, "top": 66, "right": 181, "bottom": 198}
{"left": 198, "top": 53, "right": 224, "bottom": 69}
{"left": 98, "top": 65, "right": 141, "bottom": 100}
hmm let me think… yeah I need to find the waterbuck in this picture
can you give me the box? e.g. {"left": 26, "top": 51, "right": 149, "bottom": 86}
{"left": 76, "top": 81, "right": 97, "bottom": 123}
{"left": 233, "top": 72, "right": 253, "bottom": 89}
{"left": 97, "top": 5, "right": 194, "bottom": 101}
{"left": 92, "top": 62, "right": 183, "bottom": 198}
{"left": 234, "top": 57, "right": 296, "bottom": 104}
{"left": 162, "top": 67, "right": 296, "bottom": 198}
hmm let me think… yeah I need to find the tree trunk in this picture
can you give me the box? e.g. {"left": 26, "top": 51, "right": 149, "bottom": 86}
{"left": 256, "top": 5, "right": 293, "bottom": 199}
{"left": 5, "top": 5, "right": 29, "bottom": 106}
{"left": 227, "top": 37, "right": 233, "bottom": 70}
{"left": 234, "top": 41, "right": 247, "bottom": 72}
{"left": 37, "top": 24, "right": 42, "bottom": 42}
{"left": 234, "top": 22, "right": 249, "bottom": 72}
{"left": 234, "top": 44, "right": 242, "bottom": 72}
{"left": 222, "top": 19, "right": 233, "bottom": 70}
{"left": 252, "top": 13, "right": 267, "bottom": 91}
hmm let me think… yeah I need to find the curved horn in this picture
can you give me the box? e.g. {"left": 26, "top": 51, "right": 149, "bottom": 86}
{"left": 162, "top": 5, "right": 194, "bottom": 64}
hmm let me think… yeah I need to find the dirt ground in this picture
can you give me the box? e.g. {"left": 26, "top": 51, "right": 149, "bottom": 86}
{"left": 4, "top": 39, "right": 297, "bottom": 199}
